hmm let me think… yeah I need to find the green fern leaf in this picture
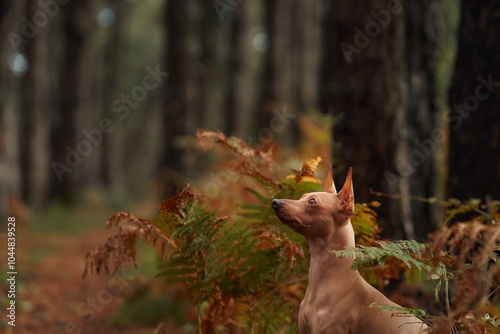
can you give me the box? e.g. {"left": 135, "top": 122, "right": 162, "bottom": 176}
{"left": 332, "top": 240, "right": 432, "bottom": 272}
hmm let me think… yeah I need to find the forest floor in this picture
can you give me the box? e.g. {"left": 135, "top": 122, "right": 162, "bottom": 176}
{"left": 4, "top": 198, "right": 196, "bottom": 334}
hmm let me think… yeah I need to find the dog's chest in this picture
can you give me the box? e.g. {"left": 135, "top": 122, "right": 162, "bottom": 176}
{"left": 299, "top": 296, "right": 355, "bottom": 333}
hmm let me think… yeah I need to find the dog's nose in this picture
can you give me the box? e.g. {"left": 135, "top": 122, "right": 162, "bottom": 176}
{"left": 272, "top": 199, "right": 282, "bottom": 209}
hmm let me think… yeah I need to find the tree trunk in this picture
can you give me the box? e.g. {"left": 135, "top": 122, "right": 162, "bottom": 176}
{"left": 161, "top": 0, "right": 193, "bottom": 196}
{"left": 199, "top": 0, "right": 227, "bottom": 134}
{"left": 300, "top": 1, "right": 322, "bottom": 111}
{"left": 321, "top": 0, "right": 440, "bottom": 240}
{"left": 403, "top": 0, "right": 441, "bottom": 238}
{"left": 447, "top": 0, "right": 500, "bottom": 201}
{"left": 51, "top": 0, "right": 98, "bottom": 200}
{"left": 21, "top": 0, "right": 50, "bottom": 207}
{"left": 231, "top": 0, "right": 263, "bottom": 138}
{"left": 257, "top": 0, "right": 300, "bottom": 146}
{"left": 102, "top": 0, "right": 125, "bottom": 193}
{"left": 257, "top": 0, "right": 277, "bottom": 132}
{"left": 0, "top": 0, "right": 24, "bottom": 217}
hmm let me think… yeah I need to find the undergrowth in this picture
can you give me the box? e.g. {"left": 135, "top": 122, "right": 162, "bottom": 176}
{"left": 84, "top": 129, "right": 500, "bottom": 334}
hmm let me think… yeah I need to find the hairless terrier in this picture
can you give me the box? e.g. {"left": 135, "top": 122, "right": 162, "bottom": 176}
{"left": 272, "top": 166, "right": 428, "bottom": 333}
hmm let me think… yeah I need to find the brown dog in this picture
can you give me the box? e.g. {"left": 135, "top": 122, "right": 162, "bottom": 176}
{"left": 272, "top": 166, "right": 428, "bottom": 333}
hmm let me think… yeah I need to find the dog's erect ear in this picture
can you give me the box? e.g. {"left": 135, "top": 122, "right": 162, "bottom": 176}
{"left": 338, "top": 167, "right": 354, "bottom": 212}
{"left": 323, "top": 164, "right": 337, "bottom": 194}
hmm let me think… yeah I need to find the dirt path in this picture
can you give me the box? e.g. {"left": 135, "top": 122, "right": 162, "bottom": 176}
{"left": 13, "top": 226, "right": 180, "bottom": 334}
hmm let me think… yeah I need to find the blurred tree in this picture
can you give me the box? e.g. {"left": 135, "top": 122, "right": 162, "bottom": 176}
{"left": 21, "top": 0, "right": 50, "bottom": 207}
{"left": 161, "top": 0, "right": 237, "bottom": 196}
{"left": 102, "top": 0, "right": 125, "bottom": 193}
{"left": 203, "top": 7, "right": 234, "bottom": 135}
{"left": 266, "top": 0, "right": 296, "bottom": 110}
{"left": 229, "top": 0, "right": 263, "bottom": 138}
{"left": 301, "top": 2, "right": 322, "bottom": 111}
{"left": 256, "top": 0, "right": 277, "bottom": 131}
{"left": 447, "top": 0, "right": 500, "bottom": 201}
{"left": 0, "top": 0, "right": 23, "bottom": 217}
{"left": 199, "top": 0, "right": 228, "bottom": 134}
{"left": 320, "top": 0, "right": 441, "bottom": 240}
{"left": 160, "top": 0, "right": 324, "bottom": 196}
{"left": 51, "top": 0, "right": 99, "bottom": 200}
{"left": 161, "top": 0, "right": 192, "bottom": 196}
{"left": 257, "top": 0, "right": 322, "bottom": 144}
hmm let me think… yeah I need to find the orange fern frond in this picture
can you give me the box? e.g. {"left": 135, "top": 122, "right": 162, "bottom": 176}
{"left": 286, "top": 156, "right": 323, "bottom": 184}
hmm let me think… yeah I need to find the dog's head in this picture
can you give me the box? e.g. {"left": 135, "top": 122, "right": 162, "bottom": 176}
{"left": 272, "top": 165, "right": 355, "bottom": 240}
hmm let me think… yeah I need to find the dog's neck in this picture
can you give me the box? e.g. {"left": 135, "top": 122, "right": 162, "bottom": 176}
{"left": 306, "top": 219, "right": 359, "bottom": 300}
{"left": 308, "top": 218, "right": 355, "bottom": 257}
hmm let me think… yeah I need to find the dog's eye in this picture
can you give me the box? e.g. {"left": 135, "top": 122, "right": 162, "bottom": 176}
{"left": 308, "top": 198, "right": 316, "bottom": 205}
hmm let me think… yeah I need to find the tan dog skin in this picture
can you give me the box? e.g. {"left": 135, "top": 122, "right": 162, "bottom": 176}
{"left": 272, "top": 166, "right": 428, "bottom": 334}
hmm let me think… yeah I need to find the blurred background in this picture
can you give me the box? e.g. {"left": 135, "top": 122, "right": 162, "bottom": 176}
{"left": 0, "top": 0, "right": 499, "bottom": 331}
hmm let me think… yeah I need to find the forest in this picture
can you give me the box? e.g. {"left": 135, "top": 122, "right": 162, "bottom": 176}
{"left": 0, "top": 0, "right": 499, "bottom": 333}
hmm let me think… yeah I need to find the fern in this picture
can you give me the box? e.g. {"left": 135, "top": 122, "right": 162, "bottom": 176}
{"left": 249, "top": 290, "right": 298, "bottom": 334}
{"left": 154, "top": 193, "right": 307, "bottom": 330}
{"left": 425, "top": 219, "right": 500, "bottom": 326}
{"left": 84, "top": 149, "right": 387, "bottom": 332}
{"left": 370, "top": 190, "right": 499, "bottom": 225}
{"left": 369, "top": 304, "right": 431, "bottom": 327}
{"left": 86, "top": 130, "right": 500, "bottom": 333}
{"left": 156, "top": 200, "right": 225, "bottom": 304}
{"left": 332, "top": 240, "right": 432, "bottom": 272}
{"left": 285, "top": 156, "right": 323, "bottom": 184}
{"left": 351, "top": 202, "right": 381, "bottom": 246}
